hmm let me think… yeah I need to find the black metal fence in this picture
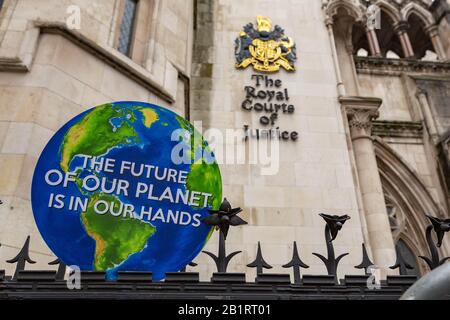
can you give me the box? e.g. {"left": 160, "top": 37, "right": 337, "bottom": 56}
{"left": 0, "top": 201, "right": 448, "bottom": 299}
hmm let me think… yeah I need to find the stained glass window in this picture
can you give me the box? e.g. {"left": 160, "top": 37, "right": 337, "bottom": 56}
{"left": 117, "top": 0, "right": 138, "bottom": 56}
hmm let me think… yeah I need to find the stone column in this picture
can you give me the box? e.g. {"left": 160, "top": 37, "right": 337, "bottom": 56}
{"left": 325, "top": 17, "right": 346, "bottom": 96}
{"left": 346, "top": 43, "right": 361, "bottom": 95}
{"left": 425, "top": 24, "right": 448, "bottom": 61}
{"left": 366, "top": 28, "right": 382, "bottom": 57}
{"left": 416, "top": 88, "right": 440, "bottom": 143}
{"left": 430, "top": 0, "right": 450, "bottom": 56}
{"left": 340, "top": 96, "right": 397, "bottom": 276}
{"left": 394, "top": 21, "right": 414, "bottom": 58}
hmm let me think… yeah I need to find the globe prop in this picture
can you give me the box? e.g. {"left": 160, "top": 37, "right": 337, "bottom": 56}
{"left": 31, "top": 101, "right": 222, "bottom": 280}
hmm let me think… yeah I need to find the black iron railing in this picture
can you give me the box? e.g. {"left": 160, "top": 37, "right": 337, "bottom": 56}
{"left": 0, "top": 200, "right": 448, "bottom": 299}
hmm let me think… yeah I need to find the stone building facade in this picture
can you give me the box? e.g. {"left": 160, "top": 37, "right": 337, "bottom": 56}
{"left": 0, "top": 0, "right": 449, "bottom": 282}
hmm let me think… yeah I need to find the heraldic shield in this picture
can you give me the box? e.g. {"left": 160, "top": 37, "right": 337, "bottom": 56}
{"left": 235, "top": 16, "right": 297, "bottom": 73}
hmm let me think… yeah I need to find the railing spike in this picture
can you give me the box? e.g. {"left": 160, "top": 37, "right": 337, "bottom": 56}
{"left": 6, "top": 236, "right": 36, "bottom": 280}
{"left": 247, "top": 242, "right": 272, "bottom": 275}
{"left": 355, "top": 243, "right": 375, "bottom": 274}
{"left": 49, "top": 258, "right": 67, "bottom": 280}
{"left": 282, "top": 241, "right": 309, "bottom": 284}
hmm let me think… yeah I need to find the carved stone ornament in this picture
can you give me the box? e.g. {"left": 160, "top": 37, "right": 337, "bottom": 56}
{"left": 348, "top": 110, "right": 377, "bottom": 131}
{"left": 339, "top": 96, "right": 382, "bottom": 137}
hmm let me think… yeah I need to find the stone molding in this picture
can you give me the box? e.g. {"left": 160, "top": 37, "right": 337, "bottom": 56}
{"left": 323, "top": 0, "right": 435, "bottom": 25}
{"left": 393, "top": 21, "right": 410, "bottom": 34}
{"left": 0, "top": 26, "right": 39, "bottom": 72}
{"left": 322, "top": 0, "right": 366, "bottom": 24}
{"left": 354, "top": 56, "right": 450, "bottom": 76}
{"left": 372, "top": 121, "right": 424, "bottom": 139}
{"left": 0, "top": 21, "right": 175, "bottom": 103}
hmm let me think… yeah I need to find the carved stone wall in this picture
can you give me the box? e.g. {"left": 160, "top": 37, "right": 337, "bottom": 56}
{"left": 324, "top": 0, "right": 450, "bottom": 264}
{"left": 0, "top": 0, "right": 194, "bottom": 276}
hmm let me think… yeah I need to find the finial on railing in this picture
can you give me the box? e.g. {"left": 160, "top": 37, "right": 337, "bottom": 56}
{"left": 247, "top": 242, "right": 272, "bottom": 275}
{"left": 419, "top": 215, "right": 450, "bottom": 270}
{"left": 312, "top": 214, "right": 350, "bottom": 277}
{"left": 355, "top": 243, "right": 375, "bottom": 275}
{"left": 49, "top": 258, "right": 67, "bottom": 280}
{"left": 202, "top": 198, "right": 246, "bottom": 273}
{"left": 202, "top": 198, "right": 247, "bottom": 240}
{"left": 282, "top": 241, "right": 309, "bottom": 284}
{"left": 6, "top": 236, "right": 36, "bottom": 279}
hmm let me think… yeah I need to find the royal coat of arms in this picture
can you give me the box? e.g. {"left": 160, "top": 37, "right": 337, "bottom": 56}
{"left": 235, "top": 16, "right": 297, "bottom": 73}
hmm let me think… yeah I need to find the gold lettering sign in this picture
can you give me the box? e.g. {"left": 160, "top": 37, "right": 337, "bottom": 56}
{"left": 235, "top": 16, "right": 297, "bottom": 73}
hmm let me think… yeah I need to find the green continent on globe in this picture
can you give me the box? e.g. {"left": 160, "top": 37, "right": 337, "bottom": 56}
{"left": 60, "top": 103, "right": 137, "bottom": 171}
{"left": 176, "top": 114, "right": 222, "bottom": 241}
{"left": 82, "top": 193, "right": 156, "bottom": 270}
{"left": 187, "top": 162, "right": 222, "bottom": 210}
{"left": 175, "top": 115, "right": 223, "bottom": 211}
{"left": 60, "top": 104, "right": 158, "bottom": 172}
{"left": 178, "top": 114, "right": 222, "bottom": 244}
{"left": 186, "top": 161, "right": 222, "bottom": 242}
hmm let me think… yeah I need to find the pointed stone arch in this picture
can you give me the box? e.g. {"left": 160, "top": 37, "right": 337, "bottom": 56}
{"left": 324, "top": 0, "right": 368, "bottom": 94}
{"left": 382, "top": 177, "right": 428, "bottom": 274}
{"left": 374, "top": 138, "right": 442, "bottom": 219}
{"left": 401, "top": 2, "right": 441, "bottom": 60}
{"left": 401, "top": 2, "right": 435, "bottom": 27}
{"left": 369, "top": 0, "right": 406, "bottom": 58}
{"left": 373, "top": 0, "right": 402, "bottom": 24}
{"left": 373, "top": 138, "right": 448, "bottom": 270}
{"left": 324, "top": 0, "right": 365, "bottom": 22}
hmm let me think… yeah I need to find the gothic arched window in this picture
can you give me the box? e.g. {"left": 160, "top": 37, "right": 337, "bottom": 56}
{"left": 384, "top": 194, "right": 424, "bottom": 276}
{"left": 396, "top": 239, "right": 421, "bottom": 276}
{"left": 352, "top": 23, "right": 371, "bottom": 56}
{"left": 375, "top": 10, "right": 404, "bottom": 58}
{"left": 406, "top": 13, "right": 437, "bottom": 60}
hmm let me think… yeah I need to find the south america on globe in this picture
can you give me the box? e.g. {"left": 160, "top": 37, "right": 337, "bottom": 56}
{"left": 31, "top": 101, "right": 222, "bottom": 280}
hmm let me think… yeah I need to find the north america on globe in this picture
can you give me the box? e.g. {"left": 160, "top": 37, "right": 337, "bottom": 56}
{"left": 31, "top": 102, "right": 222, "bottom": 280}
